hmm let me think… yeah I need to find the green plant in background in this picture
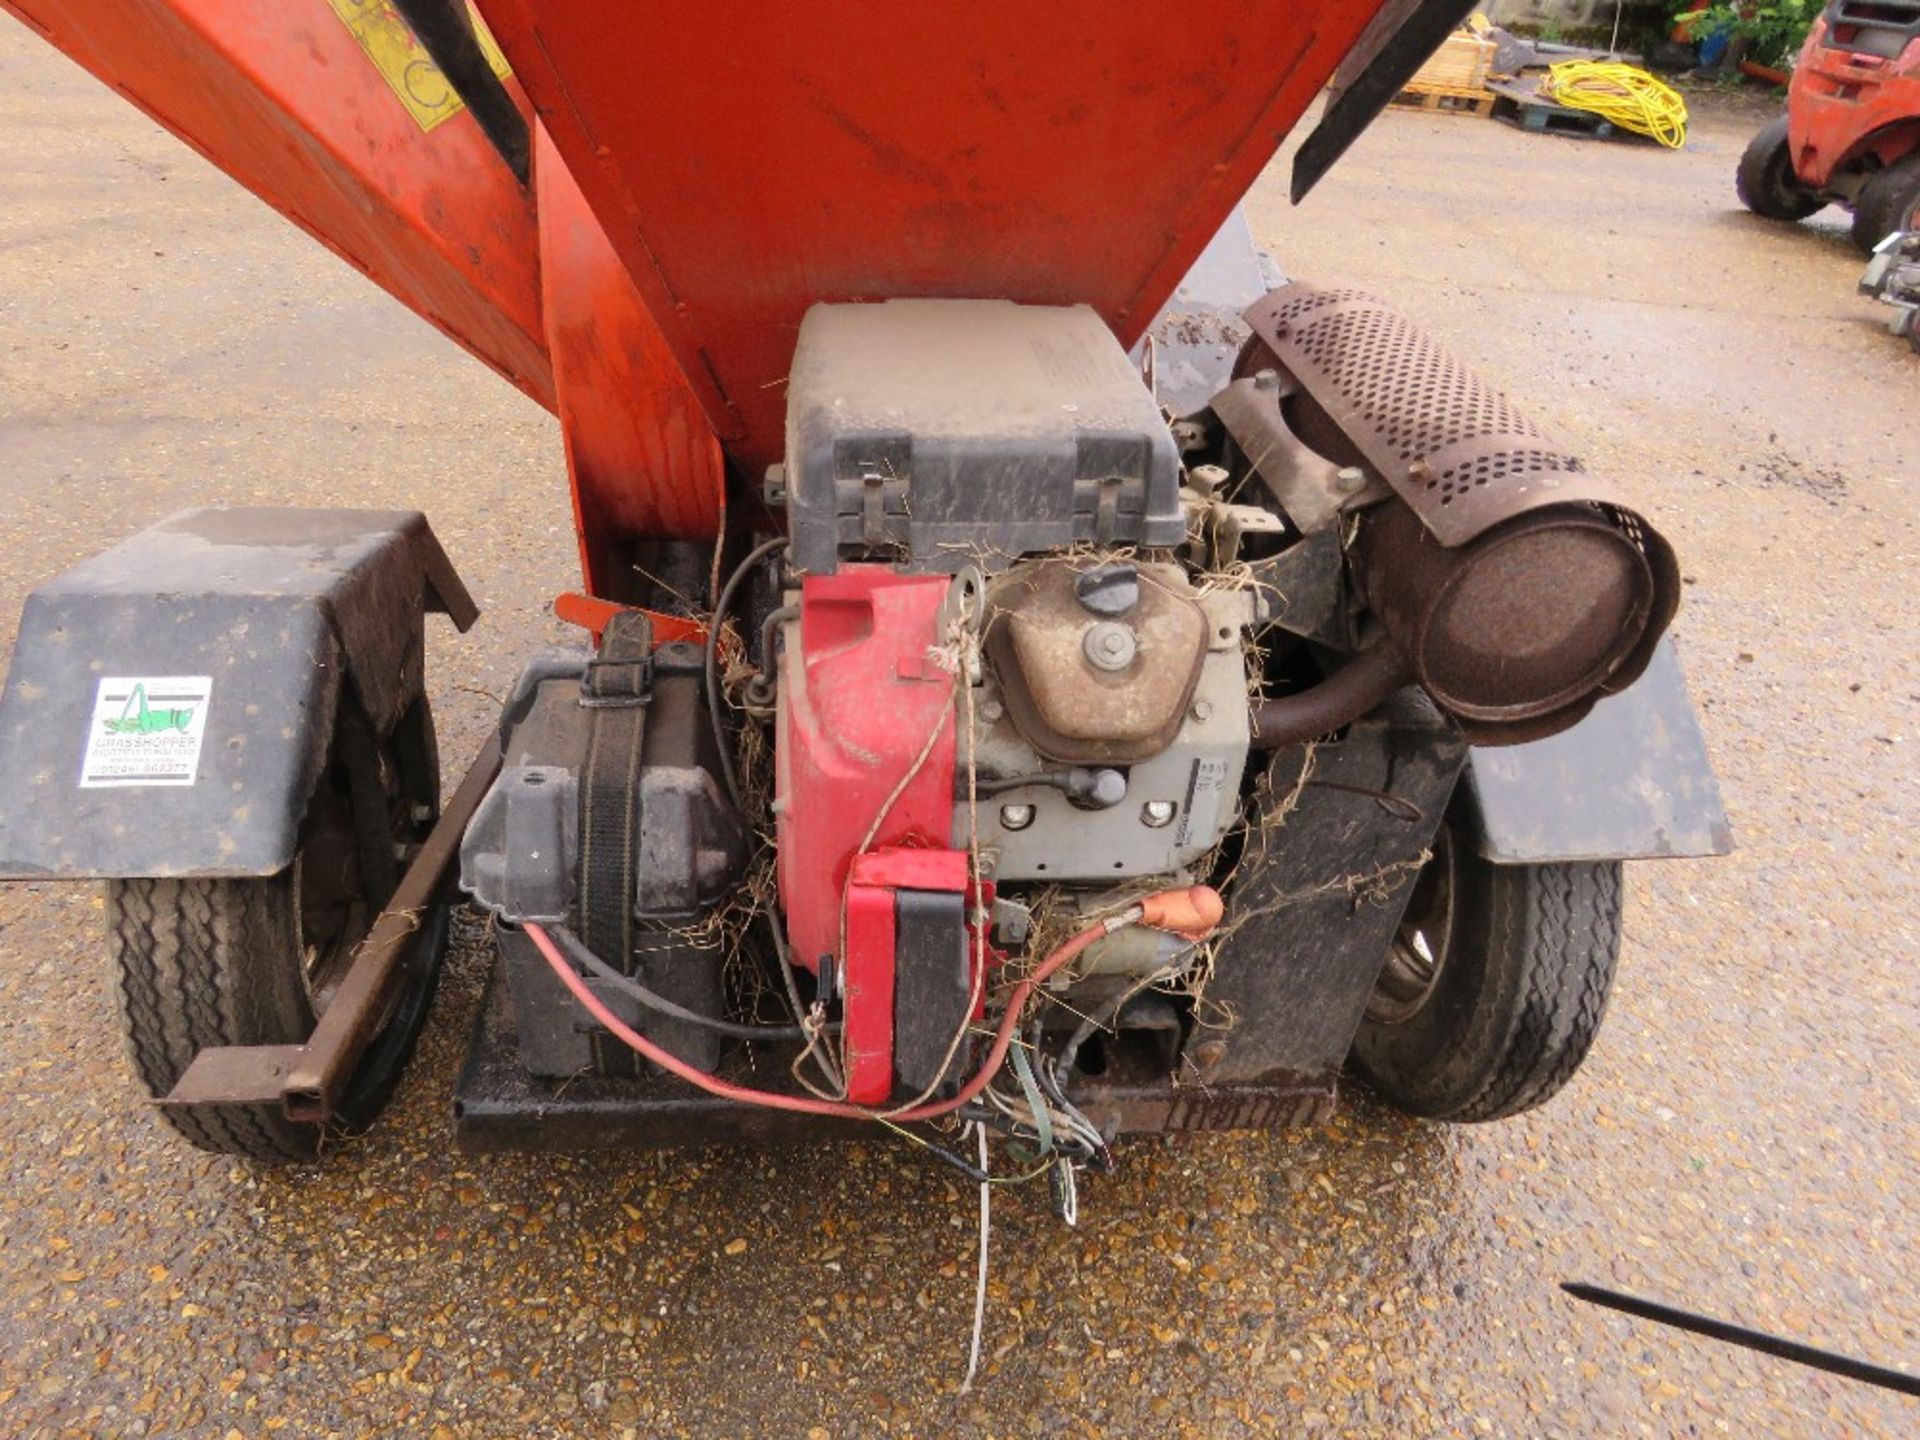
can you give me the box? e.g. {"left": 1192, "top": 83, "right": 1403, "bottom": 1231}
{"left": 1676, "top": 0, "right": 1821, "bottom": 68}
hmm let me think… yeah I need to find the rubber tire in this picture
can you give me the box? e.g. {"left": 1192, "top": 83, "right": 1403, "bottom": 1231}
{"left": 1350, "top": 835, "right": 1622, "bottom": 1122}
{"left": 1852, "top": 154, "right": 1920, "bottom": 254}
{"left": 1736, "top": 115, "right": 1823, "bottom": 223}
{"left": 107, "top": 697, "right": 446, "bottom": 1163}
{"left": 110, "top": 873, "right": 326, "bottom": 1160}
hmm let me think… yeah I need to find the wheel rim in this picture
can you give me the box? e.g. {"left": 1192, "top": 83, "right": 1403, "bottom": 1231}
{"left": 293, "top": 860, "right": 360, "bottom": 1014}
{"left": 293, "top": 710, "right": 436, "bottom": 1015}
{"left": 293, "top": 785, "right": 364, "bottom": 1012}
{"left": 1366, "top": 822, "right": 1457, "bottom": 1026}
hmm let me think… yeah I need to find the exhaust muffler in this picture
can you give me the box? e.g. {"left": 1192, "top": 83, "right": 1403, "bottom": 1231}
{"left": 1241, "top": 285, "right": 1679, "bottom": 745}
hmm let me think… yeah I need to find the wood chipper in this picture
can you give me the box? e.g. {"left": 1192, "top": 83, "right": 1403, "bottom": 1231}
{"left": 0, "top": 0, "right": 1729, "bottom": 1177}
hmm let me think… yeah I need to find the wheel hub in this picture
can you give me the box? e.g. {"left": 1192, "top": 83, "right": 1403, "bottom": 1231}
{"left": 1365, "top": 824, "right": 1456, "bottom": 1026}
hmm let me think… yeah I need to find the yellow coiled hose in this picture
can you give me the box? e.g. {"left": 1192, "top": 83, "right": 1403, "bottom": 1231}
{"left": 1544, "top": 60, "right": 1689, "bottom": 149}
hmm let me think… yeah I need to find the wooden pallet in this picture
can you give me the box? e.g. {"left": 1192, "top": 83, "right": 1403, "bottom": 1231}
{"left": 1390, "top": 85, "right": 1495, "bottom": 118}
{"left": 1410, "top": 32, "right": 1497, "bottom": 93}
{"left": 1488, "top": 79, "right": 1637, "bottom": 143}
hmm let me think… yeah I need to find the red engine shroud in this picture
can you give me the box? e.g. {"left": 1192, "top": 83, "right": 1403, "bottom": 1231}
{"left": 775, "top": 568, "right": 966, "bottom": 1101}
{"left": 1, "top": 0, "right": 1398, "bottom": 588}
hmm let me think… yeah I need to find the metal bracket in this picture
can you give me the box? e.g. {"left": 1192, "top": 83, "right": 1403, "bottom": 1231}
{"left": 1210, "top": 369, "right": 1384, "bottom": 534}
{"left": 1464, "top": 637, "right": 1733, "bottom": 863}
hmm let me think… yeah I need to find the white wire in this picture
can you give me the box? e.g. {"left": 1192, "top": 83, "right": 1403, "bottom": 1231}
{"left": 959, "top": 1121, "right": 991, "bottom": 1393}
{"left": 983, "top": 1081, "right": 1105, "bottom": 1156}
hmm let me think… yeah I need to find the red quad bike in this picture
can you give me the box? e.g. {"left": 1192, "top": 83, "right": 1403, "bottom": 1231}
{"left": 0, "top": 1, "right": 1729, "bottom": 1184}
{"left": 1738, "top": 0, "right": 1920, "bottom": 251}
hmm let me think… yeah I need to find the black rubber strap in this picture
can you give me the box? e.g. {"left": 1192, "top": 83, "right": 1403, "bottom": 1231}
{"left": 578, "top": 614, "right": 652, "bottom": 1076}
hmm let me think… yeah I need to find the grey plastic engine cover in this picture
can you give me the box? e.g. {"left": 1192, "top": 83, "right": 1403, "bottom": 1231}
{"left": 783, "top": 299, "right": 1185, "bottom": 574}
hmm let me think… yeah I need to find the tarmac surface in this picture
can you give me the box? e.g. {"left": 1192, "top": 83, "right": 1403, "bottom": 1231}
{"left": 2, "top": 18, "right": 1916, "bottom": 1437}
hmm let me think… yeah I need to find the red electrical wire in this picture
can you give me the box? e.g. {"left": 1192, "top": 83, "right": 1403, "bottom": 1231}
{"left": 524, "top": 917, "right": 1105, "bottom": 1122}
{"left": 522, "top": 884, "right": 1221, "bottom": 1125}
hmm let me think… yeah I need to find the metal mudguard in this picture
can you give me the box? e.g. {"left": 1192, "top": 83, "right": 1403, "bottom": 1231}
{"left": 1200, "top": 688, "right": 1468, "bottom": 1088}
{"left": 1465, "top": 638, "right": 1733, "bottom": 864}
{"left": 0, "top": 508, "right": 474, "bottom": 879}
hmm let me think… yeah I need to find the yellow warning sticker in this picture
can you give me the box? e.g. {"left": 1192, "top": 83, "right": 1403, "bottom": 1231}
{"left": 326, "top": 1, "right": 513, "bottom": 134}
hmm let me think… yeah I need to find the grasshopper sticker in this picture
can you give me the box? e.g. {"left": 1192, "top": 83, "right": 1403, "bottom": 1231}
{"left": 79, "top": 677, "right": 213, "bottom": 787}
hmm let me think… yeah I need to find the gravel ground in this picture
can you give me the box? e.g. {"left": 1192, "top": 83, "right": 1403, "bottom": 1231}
{"left": 2, "top": 20, "right": 1916, "bottom": 1437}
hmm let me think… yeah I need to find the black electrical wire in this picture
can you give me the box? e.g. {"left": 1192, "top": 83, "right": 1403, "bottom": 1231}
{"left": 747, "top": 604, "right": 800, "bottom": 706}
{"left": 899, "top": 1131, "right": 990, "bottom": 1185}
{"left": 704, "top": 535, "right": 789, "bottom": 810}
{"left": 1030, "top": 1022, "right": 1115, "bottom": 1172}
{"left": 548, "top": 923, "right": 822, "bottom": 1042}
{"left": 973, "top": 770, "right": 1071, "bottom": 798}
{"left": 1033, "top": 1025, "right": 1081, "bottom": 1117}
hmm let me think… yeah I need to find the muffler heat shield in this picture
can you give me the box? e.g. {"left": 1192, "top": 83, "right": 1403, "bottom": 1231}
{"left": 1244, "top": 285, "right": 1679, "bottom": 744}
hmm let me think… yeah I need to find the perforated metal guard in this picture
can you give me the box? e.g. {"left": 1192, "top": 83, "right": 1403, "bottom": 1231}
{"left": 1246, "top": 285, "right": 1623, "bottom": 547}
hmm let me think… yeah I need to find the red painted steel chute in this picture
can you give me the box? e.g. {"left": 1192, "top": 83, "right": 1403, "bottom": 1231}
{"left": 0, "top": 0, "right": 1405, "bottom": 583}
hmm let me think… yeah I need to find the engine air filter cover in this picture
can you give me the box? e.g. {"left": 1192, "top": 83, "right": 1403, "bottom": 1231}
{"left": 784, "top": 299, "right": 1185, "bottom": 575}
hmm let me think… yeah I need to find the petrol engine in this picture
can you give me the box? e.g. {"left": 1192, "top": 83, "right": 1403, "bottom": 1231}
{"left": 461, "top": 283, "right": 1680, "bottom": 1156}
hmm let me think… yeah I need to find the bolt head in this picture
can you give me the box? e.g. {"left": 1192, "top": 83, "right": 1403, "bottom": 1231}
{"left": 1140, "top": 800, "right": 1177, "bottom": 829}
{"left": 998, "top": 803, "right": 1036, "bottom": 832}
{"left": 1083, "top": 620, "right": 1138, "bottom": 673}
{"left": 1336, "top": 466, "right": 1367, "bottom": 494}
{"left": 1190, "top": 697, "right": 1214, "bottom": 723}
